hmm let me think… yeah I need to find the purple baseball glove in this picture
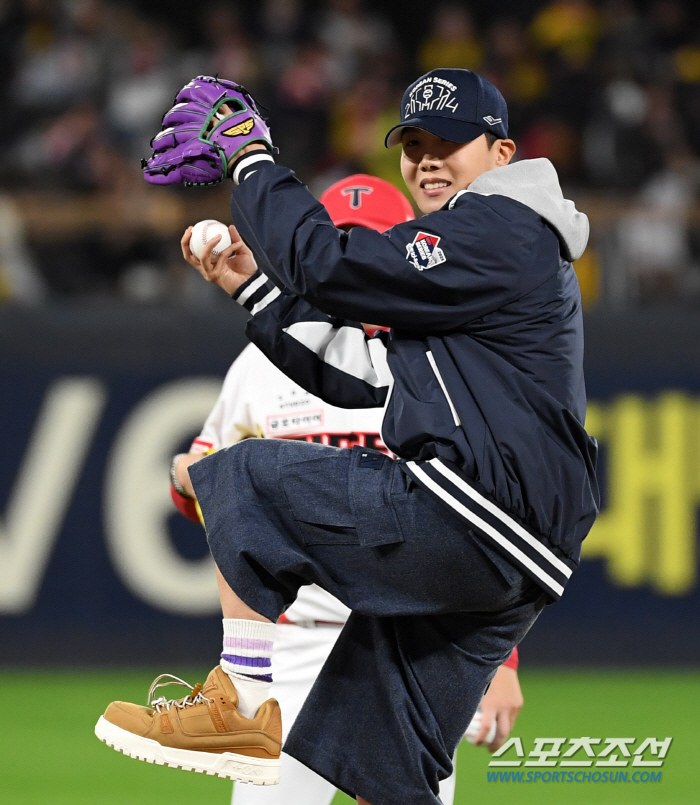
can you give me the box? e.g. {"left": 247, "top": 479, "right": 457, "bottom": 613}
{"left": 142, "top": 76, "right": 274, "bottom": 187}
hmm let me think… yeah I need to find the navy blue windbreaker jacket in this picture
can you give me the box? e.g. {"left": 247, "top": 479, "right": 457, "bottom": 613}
{"left": 228, "top": 154, "right": 599, "bottom": 601}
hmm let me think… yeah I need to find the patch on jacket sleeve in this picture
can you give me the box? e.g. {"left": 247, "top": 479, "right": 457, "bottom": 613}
{"left": 406, "top": 231, "right": 447, "bottom": 271}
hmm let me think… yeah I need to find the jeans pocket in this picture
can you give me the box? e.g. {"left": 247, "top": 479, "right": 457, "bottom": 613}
{"left": 296, "top": 521, "right": 360, "bottom": 547}
{"left": 282, "top": 455, "right": 355, "bottom": 526}
{"left": 349, "top": 446, "right": 405, "bottom": 548}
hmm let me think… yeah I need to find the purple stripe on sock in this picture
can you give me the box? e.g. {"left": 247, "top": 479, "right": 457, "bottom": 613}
{"left": 241, "top": 672, "right": 273, "bottom": 683}
{"left": 223, "top": 636, "right": 274, "bottom": 652}
{"left": 221, "top": 653, "right": 272, "bottom": 668}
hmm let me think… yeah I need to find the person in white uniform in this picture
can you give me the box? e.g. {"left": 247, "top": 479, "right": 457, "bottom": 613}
{"left": 169, "top": 175, "right": 523, "bottom": 805}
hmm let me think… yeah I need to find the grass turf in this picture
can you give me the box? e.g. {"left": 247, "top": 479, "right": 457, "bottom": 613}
{"left": 0, "top": 669, "right": 696, "bottom": 804}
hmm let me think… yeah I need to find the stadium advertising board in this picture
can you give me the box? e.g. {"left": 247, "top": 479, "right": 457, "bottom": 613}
{"left": 1, "top": 307, "right": 698, "bottom": 665}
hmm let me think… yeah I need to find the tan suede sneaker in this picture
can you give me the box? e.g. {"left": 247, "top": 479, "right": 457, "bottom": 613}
{"left": 95, "top": 666, "right": 281, "bottom": 784}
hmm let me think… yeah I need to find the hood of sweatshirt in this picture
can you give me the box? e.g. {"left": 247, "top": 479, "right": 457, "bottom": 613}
{"left": 462, "top": 157, "right": 589, "bottom": 262}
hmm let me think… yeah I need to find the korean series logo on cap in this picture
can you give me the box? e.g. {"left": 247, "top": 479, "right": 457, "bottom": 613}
{"left": 385, "top": 68, "right": 509, "bottom": 148}
{"left": 406, "top": 75, "right": 461, "bottom": 115}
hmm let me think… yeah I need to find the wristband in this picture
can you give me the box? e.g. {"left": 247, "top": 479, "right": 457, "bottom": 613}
{"left": 230, "top": 150, "right": 275, "bottom": 185}
{"left": 503, "top": 645, "right": 519, "bottom": 671}
{"left": 170, "top": 454, "right": 191, "bottom": 498}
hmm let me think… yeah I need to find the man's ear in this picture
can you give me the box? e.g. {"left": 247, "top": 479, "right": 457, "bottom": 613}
{"left": 497, "top": 139, "right": 516, "bottom": 166}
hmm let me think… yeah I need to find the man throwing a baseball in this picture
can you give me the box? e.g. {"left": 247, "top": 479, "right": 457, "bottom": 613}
{"left": 97, "top": 69, "right": 598, "bottom": 805}
{"left": 171, "top": 174, "right": 523, "bottom": 805}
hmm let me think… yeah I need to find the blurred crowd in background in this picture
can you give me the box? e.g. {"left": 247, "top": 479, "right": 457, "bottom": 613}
{"left": 2, "top": 0, "right": 700, "bottom": 307}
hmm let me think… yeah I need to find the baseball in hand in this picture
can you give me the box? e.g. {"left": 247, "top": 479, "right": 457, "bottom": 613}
{"left": 464, "top": 708, "right": 498, "bottom": 745}
{"left": 189, "top": 220, "right": 232, "bottom": 259}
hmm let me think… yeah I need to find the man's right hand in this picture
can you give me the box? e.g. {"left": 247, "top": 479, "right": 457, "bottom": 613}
{"left": 180, "top": 223, "right": 258, "bottom": 295}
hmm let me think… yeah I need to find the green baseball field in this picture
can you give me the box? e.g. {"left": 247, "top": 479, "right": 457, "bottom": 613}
{"left": 2, "top": 668, "right": 697, "bottom": 804}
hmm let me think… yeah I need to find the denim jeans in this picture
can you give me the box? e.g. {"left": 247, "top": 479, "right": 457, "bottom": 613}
{"left": 190, "top": 439, "right": 546, "bottom": 805}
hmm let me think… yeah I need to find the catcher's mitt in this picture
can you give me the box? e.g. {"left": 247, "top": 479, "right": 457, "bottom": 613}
{"left": 142, "top": 76, "right": 274, "bottom": 187}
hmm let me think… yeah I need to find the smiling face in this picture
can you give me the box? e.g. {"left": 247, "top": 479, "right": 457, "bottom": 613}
{"left": 400, "top": 128, "right": 516, "bottom": 213}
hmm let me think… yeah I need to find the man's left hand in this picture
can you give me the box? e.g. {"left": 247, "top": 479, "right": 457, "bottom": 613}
{"left": 473, "top": 665, "right": 524, "bottom": 752}
{"left": 142, "top": 76, "right": 274, "bottom": 187}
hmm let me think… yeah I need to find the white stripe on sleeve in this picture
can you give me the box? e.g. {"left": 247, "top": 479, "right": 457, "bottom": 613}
{"left": 251, "top": 286, "right": 281, "bottom": 315}
{"left": 237, "top": 272, "right": 269, "bottom": 305}
{"left": 232, "top": 152, "right": 274, "bottom": 185}
{"left": 282, "top": 321, "right": 389, "bottom": 388}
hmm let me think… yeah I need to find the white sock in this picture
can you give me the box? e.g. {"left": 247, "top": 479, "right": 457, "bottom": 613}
{"left": 220, "top": 618, "right": 275, "bottom": 718}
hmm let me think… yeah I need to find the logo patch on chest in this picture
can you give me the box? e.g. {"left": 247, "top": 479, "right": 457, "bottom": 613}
{"left": 406, "top": 231, "right": 446, "bottom": 271}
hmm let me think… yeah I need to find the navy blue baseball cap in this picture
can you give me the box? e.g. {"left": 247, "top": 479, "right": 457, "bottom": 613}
{"left": 385, "top": 68, "right": 508, "bottom": 148}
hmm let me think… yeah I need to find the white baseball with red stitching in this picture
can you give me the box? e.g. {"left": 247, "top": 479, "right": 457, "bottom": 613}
{"left": 189, "top": 219, "right": 232, "bottom": 259}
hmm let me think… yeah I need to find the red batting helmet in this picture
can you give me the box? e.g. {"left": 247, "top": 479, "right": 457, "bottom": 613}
{"left": 320, "top": 174, "right": 415, "bottom": 232}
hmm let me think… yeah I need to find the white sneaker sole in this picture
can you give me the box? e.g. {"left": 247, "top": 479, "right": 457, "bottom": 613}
{"left": 95, "top": 716, "right": 280, "bottom": 784}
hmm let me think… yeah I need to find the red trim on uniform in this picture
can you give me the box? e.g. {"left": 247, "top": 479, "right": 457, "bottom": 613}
{"left": 192, "top": 438, "right": 214, "bottom": 450}
{"left": 170, "top": 484, "right": 200, "bottom": 523}
{"left": 362, "top": 325, "right": 390, "bottom": 337}
{"left": 278, "top": 431, "right": 390, "bottom": 455}
{"left": 503, "top": 646, "right": 519, "bottom": 670}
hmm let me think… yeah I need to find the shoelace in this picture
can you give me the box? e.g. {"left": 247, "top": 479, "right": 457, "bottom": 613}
{"left": 147, "top": 673, "right": 211, "bottom": 714}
